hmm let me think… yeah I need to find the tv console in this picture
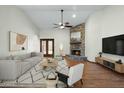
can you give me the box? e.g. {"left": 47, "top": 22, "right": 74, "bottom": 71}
{"left": 95, "top": 57, "right": 124, "bottom": 73}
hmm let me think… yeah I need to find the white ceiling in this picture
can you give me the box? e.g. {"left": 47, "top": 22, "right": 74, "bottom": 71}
{"left": 18, "top": 5, "right": 106, "bottom": 31}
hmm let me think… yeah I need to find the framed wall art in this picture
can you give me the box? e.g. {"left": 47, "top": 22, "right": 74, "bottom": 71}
{"left": 9, "top": 31, "right": 28, "bottom": 51}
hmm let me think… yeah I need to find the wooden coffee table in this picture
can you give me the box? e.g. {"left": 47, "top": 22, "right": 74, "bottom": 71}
{"left": 41, "top": 58, "right": 58, "bottom": 69}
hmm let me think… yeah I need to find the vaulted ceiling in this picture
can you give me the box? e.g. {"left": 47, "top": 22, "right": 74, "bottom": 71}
{"left": 18, "top": 5, "right": 106, "bottom": 31}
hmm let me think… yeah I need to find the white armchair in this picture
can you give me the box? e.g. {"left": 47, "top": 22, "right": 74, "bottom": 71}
{"left": 56, "top": 63, "right": 84, "bottom": 87}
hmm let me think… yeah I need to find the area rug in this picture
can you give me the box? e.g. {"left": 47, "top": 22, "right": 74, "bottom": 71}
{"left": 0, "top": 60, "right": 67, "bottom": 88}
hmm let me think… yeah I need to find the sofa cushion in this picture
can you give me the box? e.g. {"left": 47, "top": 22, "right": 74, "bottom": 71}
{"left": 31, "top": 52, "right": 36, "bottom": 57}
{"left": 31, "top": 52, "right": 43, "bottom": 57}
{"left": 13, "top": 53, "right": 31, "bottom": 60}
{"left": 24, "top": 56, "right": 41, "bottom": 62}
{"left": 0, "top": 56, "right": 13, "bottom": 60}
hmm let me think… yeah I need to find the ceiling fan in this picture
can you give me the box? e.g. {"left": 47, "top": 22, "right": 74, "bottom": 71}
{"left": 54, "top": 9, "right": 73, "bottom": 29}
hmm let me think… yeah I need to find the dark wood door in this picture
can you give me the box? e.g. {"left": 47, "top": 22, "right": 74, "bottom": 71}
{"left": 40, "top": 39, "right": 54, "bottom": 57}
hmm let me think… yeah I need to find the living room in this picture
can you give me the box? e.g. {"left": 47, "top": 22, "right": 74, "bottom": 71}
{"left": 0, "top": 3, "right": 124, "bottom": 90}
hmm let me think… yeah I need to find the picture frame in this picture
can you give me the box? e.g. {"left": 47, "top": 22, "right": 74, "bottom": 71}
{"left": 9, "top": 31, "right": 28, "bottom": 51}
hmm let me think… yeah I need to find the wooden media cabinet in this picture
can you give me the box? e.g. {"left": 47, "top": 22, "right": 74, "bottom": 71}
{"left": 95, "top": 57, "right": 124, "bottom": 73}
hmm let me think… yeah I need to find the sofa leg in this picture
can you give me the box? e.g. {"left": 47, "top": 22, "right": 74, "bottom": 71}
{"left": 16, "top": 77, "right": 19, "bottom": 84}
{"left": 56, "top": 84, "right": 58, "bottom": 88}
{"left": 16, "top": 79, "right": 18, "bottom": 84}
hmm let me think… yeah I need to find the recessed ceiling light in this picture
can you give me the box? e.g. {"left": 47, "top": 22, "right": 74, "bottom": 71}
{"left": 72, "top": 14, "right": 76, "bottom": 18}
{"left": 60, "top": 26, "right": 64, "bottom": 29}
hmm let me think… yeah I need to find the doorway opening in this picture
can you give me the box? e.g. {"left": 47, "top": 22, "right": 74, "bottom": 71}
{"left": 40, "top": 39, "right": 54, "bottom": 57}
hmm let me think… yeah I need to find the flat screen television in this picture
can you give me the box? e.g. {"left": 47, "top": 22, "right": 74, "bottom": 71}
{"left": 102, "top": 34, "right": 124, "bottom": 56}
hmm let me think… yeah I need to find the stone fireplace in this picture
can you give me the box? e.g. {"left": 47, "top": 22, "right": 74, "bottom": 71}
{"left": 70, "top": 23, "right": 85, "bottom": 56}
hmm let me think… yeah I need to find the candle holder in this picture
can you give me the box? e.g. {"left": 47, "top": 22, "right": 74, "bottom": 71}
{"left": 116, "top": 59, "right": 122, "bottom": 64}
{"left": 99, "top": 52, "right": 102, "bottom": 57}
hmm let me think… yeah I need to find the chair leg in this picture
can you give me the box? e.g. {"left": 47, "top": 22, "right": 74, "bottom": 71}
{"left": 56, "top": 78, "right": 58, "bottom": 88}
{"left": 66, "top": 84, "right": 69, "bottom": 88}
{"left": 55, "top": 82, "right": 68, "bottom": 88}
{"left": 80, "top": 79, "right": 83, "bottom": 85}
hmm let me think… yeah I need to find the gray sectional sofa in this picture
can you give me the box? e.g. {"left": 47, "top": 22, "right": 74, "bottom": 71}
{"left": 0, "top": 52, "right": 43, "bottom": 80}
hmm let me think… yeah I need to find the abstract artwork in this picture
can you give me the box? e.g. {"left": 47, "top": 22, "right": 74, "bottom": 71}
{"left": 9, "top": 31, "right": 28, "bottom": 51}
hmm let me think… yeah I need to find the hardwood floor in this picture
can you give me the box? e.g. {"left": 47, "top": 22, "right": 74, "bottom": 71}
{"left": 74, "top": 62, "right": 124, "bottom": 88}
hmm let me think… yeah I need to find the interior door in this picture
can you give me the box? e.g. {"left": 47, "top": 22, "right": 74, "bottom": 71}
{"left": 40, "top": 39, "right": 54, "bottom": 57}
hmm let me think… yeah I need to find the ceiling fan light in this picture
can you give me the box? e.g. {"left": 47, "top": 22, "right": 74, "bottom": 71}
{"left": 60, "top": 26, "right": 64, "bottom": 29}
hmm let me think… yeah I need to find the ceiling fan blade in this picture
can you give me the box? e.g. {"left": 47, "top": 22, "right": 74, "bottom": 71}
{"left": 54, "top": 23, "right": 59, "bottom": 25}
{"left": 65, "top": 25, "right": 73, "bottom": 27}
{"left": 53, "top": 26, "right": 59, "bottom": 28}
{"left": 65, "top": 22, "right": 70, "bottom": 24}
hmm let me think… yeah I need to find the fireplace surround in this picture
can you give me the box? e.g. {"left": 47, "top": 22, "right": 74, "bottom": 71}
{"left": 70, "top": 23, "right": 85, "bottom": 56}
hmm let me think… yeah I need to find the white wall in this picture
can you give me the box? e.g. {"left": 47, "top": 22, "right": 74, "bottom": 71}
{"left": 0, "top": 6, "right": 40, "bottom": 57}
{"left": 40, "top": 29, "right": 70, "bottom": 56}
{"left": 85, "top": 6, "right": 124, "bottom": 62}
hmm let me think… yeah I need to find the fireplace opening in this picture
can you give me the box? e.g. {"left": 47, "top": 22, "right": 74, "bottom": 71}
{"left": 71, "top": 50, "right": 81, "bottom": 56}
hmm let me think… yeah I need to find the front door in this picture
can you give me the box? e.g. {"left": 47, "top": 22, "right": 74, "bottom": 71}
{"left": 40, "top": 39, "right": 54, "bottom": 57}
